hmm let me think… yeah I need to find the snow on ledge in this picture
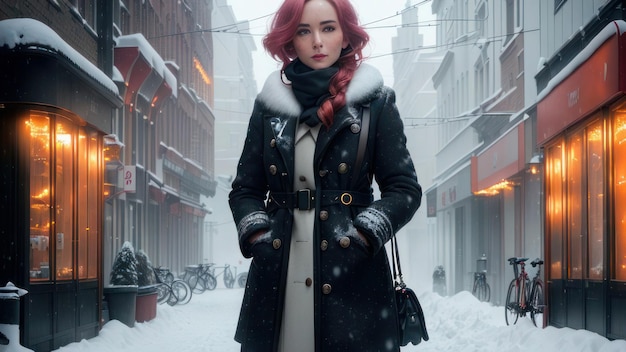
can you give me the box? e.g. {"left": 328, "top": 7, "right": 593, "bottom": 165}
{"left": 0, "top": 18, "right": 119, "bottom": 95}
{"left": 536, "top": 20, "right": 626, "bottom": 103}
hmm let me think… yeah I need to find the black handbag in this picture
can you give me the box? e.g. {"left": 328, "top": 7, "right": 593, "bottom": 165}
{"left": 391, "top": 234, "right": 429, "bottom": 346}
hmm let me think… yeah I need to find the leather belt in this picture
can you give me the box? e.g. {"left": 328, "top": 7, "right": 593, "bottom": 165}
{"left": 270, "top": 189, "right": 372, "bottom": 210}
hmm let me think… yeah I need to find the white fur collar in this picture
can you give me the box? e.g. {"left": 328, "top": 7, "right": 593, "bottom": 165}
{"left": 257, "top": 63, "right": 384, "bottom": 117}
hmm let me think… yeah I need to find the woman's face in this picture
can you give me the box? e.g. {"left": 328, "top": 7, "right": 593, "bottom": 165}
{"left": 292, "top": 0, "right": 348, "bottom": 70}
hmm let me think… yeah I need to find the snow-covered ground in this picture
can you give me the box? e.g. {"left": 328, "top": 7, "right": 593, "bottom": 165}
{"left": 51, "top": 288, "right": 626, "bottom": 352}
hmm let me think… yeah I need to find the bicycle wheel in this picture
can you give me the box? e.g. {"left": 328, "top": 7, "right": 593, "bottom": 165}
{"left": 164, "top": 272, "right": 174, "bottom": 285}
{"left": 530, "top": 281, "right": 545, "bottom": 327}
{"left": 474, "top": 282, "right": 485, "bottom": 301}
{"left": 205, "top": 274, "right": 217, "bottom": 291}
{"left": 473, "top": 277, "right": 488, "bottom": 302}
{"left": 187, "top": 273, "right": 199, "bottom": 291}
{"left": 472, "top": 278, "right": 479, "bottom": 297}
{"left": 224, "top": 267, "right": 235, "bottom": 288}
{"left": 484, "top": 282, "right": 491, "bottom": 302}
{"left": 156, "top": 283, "right": 170, "bottom": 304}
{"left": 192, "top": 274, "right": 206, "bottom": 294}
{"left": 236, "top": 272, "right": 248, "bottom": 288}
{"left": 170, "top": 280, "right": 192, "bottom": 305}
{"left": 505, "top": 279, "right": 519, "bottom": 325}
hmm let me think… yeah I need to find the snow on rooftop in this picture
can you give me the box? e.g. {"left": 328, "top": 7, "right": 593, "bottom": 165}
{"left": 0, "top": 18, "right": 119, "bottom": 95}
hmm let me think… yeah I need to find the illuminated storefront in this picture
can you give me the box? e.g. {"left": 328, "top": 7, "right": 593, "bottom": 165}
{"left": 0, "top": 19, "right": 122, "bottom": 350}
{"left": 536, "top": 20, "right": 626, "bottom": 339}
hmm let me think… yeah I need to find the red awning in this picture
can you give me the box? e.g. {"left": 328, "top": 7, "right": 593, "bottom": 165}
{"left": 471, "top": 123, "right": 525, "bottom": 193}
{"left": 536, "top": 20, "right": 626, "bottom": 145}
{"left": 114, "top": 34, "right": 176, "bottom": 109}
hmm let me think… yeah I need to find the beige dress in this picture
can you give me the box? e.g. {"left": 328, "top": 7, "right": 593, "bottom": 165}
{"left": 278, "top": 122, "right": 320, "bottom": 352}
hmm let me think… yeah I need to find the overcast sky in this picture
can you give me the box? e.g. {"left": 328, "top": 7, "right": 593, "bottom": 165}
{"left": 227, "top": 0, "right": 436, "bottom": 88}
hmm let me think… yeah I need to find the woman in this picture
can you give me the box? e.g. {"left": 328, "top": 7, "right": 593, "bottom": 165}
{"left": 229, "top": 0, "right": 422, "bottom": 351}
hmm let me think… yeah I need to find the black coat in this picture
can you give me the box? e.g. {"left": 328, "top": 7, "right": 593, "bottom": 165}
{"left": 229, "top": 63, "right": 422, "bottom": 352}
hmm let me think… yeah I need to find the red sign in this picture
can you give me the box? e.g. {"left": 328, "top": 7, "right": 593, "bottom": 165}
{"left": 537, "top": 26, "right": 625, "bottom": 145}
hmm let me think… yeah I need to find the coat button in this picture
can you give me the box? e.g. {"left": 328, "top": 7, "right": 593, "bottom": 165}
{"left": 339, "top": 236, "right": 351, "bottom": 248}
{"left": 272, "top": 239, "right": 282, "bottom": 249}
{"left": 270, "top": 138, "right": 276, "bottom": 147}
{"left": 338, "top": 163, "right": 348, "bottom": 174}
{"left": 350, "top": 123, "right": 361, "bottom": 134}
{"left": 319, "top": 170, "right": 328, "bottom": 177}
{"left": 299, "top": 175, "right": 306, "bottom": 182}
{"left": 305, "top": 278, "right": 313, "bottom": 287}
{"left": 320, "top": 240, "right": 329, "bottom": 251}
{"left": 322, "top": 284, "right": 332, "bottom": 295}
{"left": 269, "top": 165, "right": 277, "bottom": 175}
{"left": 319, "top": 210, "right": 329, "bottom": 221}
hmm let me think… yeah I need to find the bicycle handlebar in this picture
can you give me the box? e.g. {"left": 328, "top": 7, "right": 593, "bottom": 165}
{"left": 507, "top": 257, "right": 529, "bottom": 265}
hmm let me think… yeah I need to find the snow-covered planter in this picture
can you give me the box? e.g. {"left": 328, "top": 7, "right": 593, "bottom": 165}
{"left": 104, "top": 241, "right": 138, "bottom": 327}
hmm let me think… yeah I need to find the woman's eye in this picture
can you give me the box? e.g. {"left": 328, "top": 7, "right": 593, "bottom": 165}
{"left": 296, "top": 28, "right": 310, "bottom": 36}
{"left": 323, "top": 26, "right": 336, "bottom": 32}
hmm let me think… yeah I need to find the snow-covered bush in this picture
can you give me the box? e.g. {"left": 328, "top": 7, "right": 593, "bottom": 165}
{"left": 135, "top": 249, "right": 157, "bottom": 287}
{"left": 110, "top": 241, "right": 138, "bottom": 286}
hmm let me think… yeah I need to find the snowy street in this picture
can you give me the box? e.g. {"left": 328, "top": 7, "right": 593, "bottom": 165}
{"left": 52, "top": 287, "right": 626, "bottom": 352}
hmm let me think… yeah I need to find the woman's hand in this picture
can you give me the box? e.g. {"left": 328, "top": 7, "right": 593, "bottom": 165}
{"left": 357, "top": 231, "right": 370, "bottom": 247}
{"left": 248, "top": 230, "right": 266, "bottom": 244}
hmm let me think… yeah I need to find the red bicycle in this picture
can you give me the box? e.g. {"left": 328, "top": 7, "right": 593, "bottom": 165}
{"left": 504, "top": 257, "right": 545, "bottom": 327}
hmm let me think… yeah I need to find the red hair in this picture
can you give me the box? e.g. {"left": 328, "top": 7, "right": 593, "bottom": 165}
{"left": 263, "top": 0, "right": 370, "bottom": 126}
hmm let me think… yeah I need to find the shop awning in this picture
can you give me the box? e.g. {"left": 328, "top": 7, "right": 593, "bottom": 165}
{"left": 471, "top": 122, "right": 525, "bottom": 194}
{"left": 536, "top": 20, "right": 626, "bottom": 145}
{"left": 114, "top": 34, "right": 177, "bottom": 110}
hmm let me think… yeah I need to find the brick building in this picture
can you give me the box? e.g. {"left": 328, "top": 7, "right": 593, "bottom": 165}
{"left": 0, "top": 0, "right": 216, "bottom": 350}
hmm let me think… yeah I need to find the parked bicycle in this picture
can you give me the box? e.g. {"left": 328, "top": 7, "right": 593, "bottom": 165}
{"left": 236, "top": 271, "right": 248, "bottom": 288}
{"left": 154, "top": 267, "right": 192, "bottom": 306}
{"left": 472, "top": 270, "right": 490, "bottom": 302}
{"left": 181, "top": 264, "right": 216, "bottom": 294}
{"left": 504, "top": 257, "right": 545, "bottom": 327}
{"left": 432, "top": 265, "right": 446, "bottom": 296}
{"left": 208, "top": 263, "right": 235, "bottom": 289}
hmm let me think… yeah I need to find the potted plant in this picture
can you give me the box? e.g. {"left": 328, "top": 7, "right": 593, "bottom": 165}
{"left": 103, "top": 241, "right": 138, "bottom": 327}
{"left": 135, "top": 250, "right": 159, "bottom": 322}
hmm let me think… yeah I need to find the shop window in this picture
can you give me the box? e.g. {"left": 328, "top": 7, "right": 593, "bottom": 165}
{"left": 587, "top": 121, "right": 604, "bottom": 280}
{"left": 55, "top": 120, "right": 75, "bottom": 280}
{"left": 78, "top": 129, "right": 100, "bottom": 279}
{"left": 614, "top": 108, "right": 626, "bottom": 280}
{"left": 546, "top": 142, "right": 564, "bottom": 279}
{"left": 567, "top": 130, "right": 584, "bottom": 279}
{"left": 28, "top": 112, "right": 102, "bottom": 282}
{"left": 29, "top": 115, "right": 52, "bottom": 281}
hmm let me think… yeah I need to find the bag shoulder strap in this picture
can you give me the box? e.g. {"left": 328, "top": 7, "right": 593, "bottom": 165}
{"left": 391, "top": 235, "right": 405, "bottom": 288}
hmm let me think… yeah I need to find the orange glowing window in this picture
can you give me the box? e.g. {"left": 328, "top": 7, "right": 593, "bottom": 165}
{"left": 613, "top": 108, "right": 626, "bottom": 280}
{"left": 193, "top": 57, "right": 211, "bottom": 86}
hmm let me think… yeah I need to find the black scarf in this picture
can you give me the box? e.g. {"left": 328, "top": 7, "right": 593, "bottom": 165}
{"left": 284, "top": 59, "right": 339, "bottom": 127}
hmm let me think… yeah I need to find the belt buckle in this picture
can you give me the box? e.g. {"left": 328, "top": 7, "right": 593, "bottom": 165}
{"left": 340, "top": 192, "right": 353, "bottom": 206}
{"left": 297, "top": 189, "right": 312, "bottom": 210}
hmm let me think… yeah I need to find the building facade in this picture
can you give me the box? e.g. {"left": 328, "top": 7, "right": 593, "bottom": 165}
{"left": 391, "top": 2, "right": 443, "bottom": 286}
{"left": 0, "top": 0, "right": 218, "bottom": 350}
{"left": 105, "top": 0, "right": 217, "bottom": 284}
{"left": 428, "top": 0, "right": 533, "bottom": 306}
{"left": 535, "top": 0, "right": 626, "bottom": 339}
{"left": 0, "top": 1, "right": 121, "bottom": 350}
{"left": 427, "top": 0, "right": 626, "bottom": 339}
{"left": 209, "top": 0, "right": 257, "bottom": 275}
